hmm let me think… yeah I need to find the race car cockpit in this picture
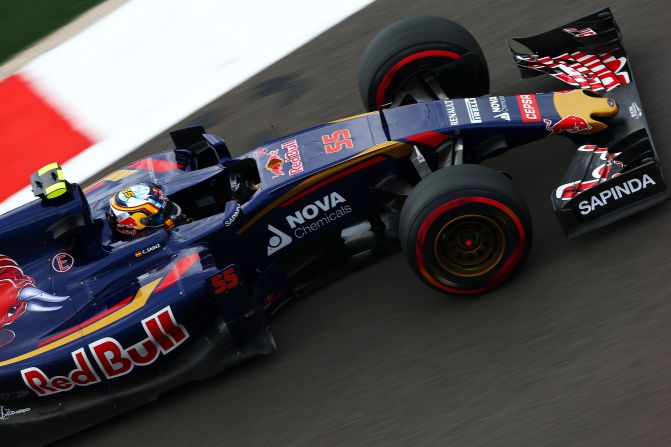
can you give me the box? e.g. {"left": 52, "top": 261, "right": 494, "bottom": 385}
{"left": 21, "top": 125, "right": 262, "bottom": 255}
{"left": 167, "top": 125, "right": 260, "bottom": 219}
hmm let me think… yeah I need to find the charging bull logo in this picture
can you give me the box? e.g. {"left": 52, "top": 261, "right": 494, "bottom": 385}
{"left": 544, "top": 115, "right": 592, "bottom": 135}
{"left": 0, "top": 255, "right": 69, "bottom": 348}
{"left": 265, "top": 150, "right": 285, "bottom": 178}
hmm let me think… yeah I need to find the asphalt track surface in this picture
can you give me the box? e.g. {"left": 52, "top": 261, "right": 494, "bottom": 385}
{"left": 53, "top": 1, "right": 671, "bottom": 446}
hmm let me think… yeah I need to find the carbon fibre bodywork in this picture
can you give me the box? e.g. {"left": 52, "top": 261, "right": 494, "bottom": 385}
{"left": 0, "top": 8, "right": 665, "bottom": 444}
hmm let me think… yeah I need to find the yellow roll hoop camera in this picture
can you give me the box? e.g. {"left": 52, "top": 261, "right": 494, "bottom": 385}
{"left": 30, "top": 162, "right": 71, "bottom": 200}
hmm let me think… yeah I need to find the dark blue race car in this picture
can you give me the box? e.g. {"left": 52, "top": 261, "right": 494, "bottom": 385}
{"left": 0, "top": 8, "right": 666, "bottom": 444}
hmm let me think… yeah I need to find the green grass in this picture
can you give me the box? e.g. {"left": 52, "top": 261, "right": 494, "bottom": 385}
{"left": 0, "top": 0, "right": 103, "bottom": 64}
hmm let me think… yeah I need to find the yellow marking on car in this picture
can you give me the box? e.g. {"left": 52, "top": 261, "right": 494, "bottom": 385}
{"left": 45, "top": 182, "right": 68, "bottom": 199}
{"left": 552, "top": 89, "right": 619, "bottom": 135}
{"left": 0, "top": 278, "right": 162, "bottom": 367}
{"left": 86, "top": 169, "right": 137, "bottom": 189}
{"left": 37, "top": 162, "right": 60, "bottom": 176}
{"left": 329, "top": 112, "right": 377, "bottom": 123}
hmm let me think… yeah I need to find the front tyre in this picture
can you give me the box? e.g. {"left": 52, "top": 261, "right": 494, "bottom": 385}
{"left": 399, "top": 165, "right": 532, "bottom": 295}
{"left": 359, "top": 16, "right": 489, "bottom": 111}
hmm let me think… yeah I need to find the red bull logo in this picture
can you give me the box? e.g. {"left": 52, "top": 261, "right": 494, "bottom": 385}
{"left": 282, "top": 139, "right": 304, "bottom": 176}
{"left": 0, "top": 255, "right": 69, "bottom": 348}
{"left": 544, "top": 115, "right": 592, "bottom": 135}
{"left": 21, "top": 305, "right": 188, "bottom": 397}
{"left": 117, "top": 216, "right": 137, "bottom": 227}
{"left": 114, "top": 214, "right": 140, "bottom": 236}
{"left": 265, "top": 150, "right": 285, "bottom": 178}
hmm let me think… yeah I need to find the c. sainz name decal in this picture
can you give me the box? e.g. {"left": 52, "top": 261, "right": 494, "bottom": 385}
{"left": 21, "top": 306, "right": 188, "bottom": 397}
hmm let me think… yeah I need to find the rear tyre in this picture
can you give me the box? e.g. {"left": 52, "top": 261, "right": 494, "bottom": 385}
{"left": 399, "top": 165, "right": 532, "bottom": 295}
{"left": 359, "top": 16, "right": 489, "bottom": 111}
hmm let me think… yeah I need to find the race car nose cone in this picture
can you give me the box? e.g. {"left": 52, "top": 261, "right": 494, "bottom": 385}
{"left": 553, "top": 89, "right": 619, "bottom": 135}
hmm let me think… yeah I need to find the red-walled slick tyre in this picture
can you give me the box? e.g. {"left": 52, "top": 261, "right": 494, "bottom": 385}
{"left": 399, "top": 165, "right": 532, "bottom": 295}
{"left": 359, "top": 16, "right": 489, "bottom": 111}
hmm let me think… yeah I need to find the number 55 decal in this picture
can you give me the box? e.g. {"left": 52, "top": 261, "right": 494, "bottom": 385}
{"left": 210, "top": 267, "right": 239, "bottom": 295}
{"left": 322, "top": 129, "right": 353, "bottom": 154}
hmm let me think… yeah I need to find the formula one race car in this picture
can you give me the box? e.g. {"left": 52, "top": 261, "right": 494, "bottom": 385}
{"left": 0, "top": 8, "right": 666, "bottom": 445}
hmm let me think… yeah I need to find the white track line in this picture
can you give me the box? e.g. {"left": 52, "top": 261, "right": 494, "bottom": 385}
{"left": 1, "top": 0, "right": 374, "bottom": 214}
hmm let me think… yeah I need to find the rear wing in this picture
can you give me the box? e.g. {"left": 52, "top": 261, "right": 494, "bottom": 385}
{"left": 509, "top": 7, "right": 668, "bottom": 238}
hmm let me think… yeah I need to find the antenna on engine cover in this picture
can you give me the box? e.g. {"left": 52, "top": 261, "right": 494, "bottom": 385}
{"left": 270, "top": 124, "right": 280, "bottom": 139}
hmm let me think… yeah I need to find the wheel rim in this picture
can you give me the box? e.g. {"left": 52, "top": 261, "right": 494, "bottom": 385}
{"left": 434, "top": 214, "right": 505, "bottom": 278}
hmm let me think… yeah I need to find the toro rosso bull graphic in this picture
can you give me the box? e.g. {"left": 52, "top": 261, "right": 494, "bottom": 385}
{"left": 263, "top": 140, "right": 304, "bottom": 178}
{"left": 544, "top": 115, "right": 592, "bottom": 135}
{"left": 1, "top": 8, "right": 667, "bottom": 445}
{"left": 0, "top": 255, "right": 68, "bottom": 348}
{"left": 265, "top": 150, "right": 285, "bottom": 177}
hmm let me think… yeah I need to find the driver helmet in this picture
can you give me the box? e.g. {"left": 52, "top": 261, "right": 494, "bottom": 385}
{"left": 109, "top": 183, "right": 181, "bottom": 236}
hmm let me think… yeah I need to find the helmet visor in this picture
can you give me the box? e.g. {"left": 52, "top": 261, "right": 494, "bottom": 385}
{"left": 143, "top": 199, "right": 179, "bottom": 228}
